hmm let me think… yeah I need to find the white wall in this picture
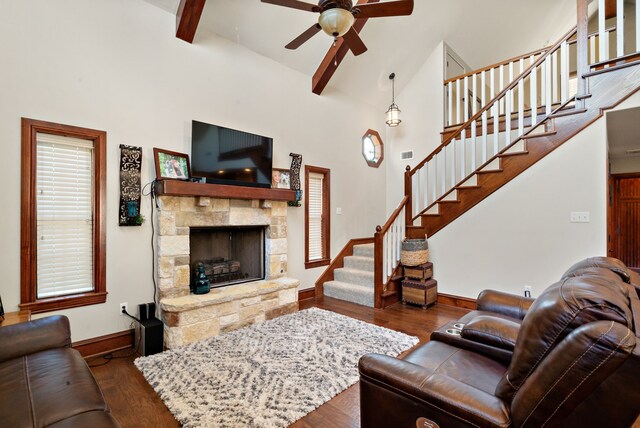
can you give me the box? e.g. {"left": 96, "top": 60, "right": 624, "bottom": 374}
{"left": 385, "top": 42, "right": 445, "bottom": 213}
{"left": 0, "top": 0, "right": 386, "bottom": 341}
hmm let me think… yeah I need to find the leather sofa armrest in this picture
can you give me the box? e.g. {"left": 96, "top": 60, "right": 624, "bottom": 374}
{"left": 461, "top": 315, "right": 519, "bottom": 351}
{"left": 359, "top": 354, "right": 510, "bottom": 428}
{"left": 0, "top": 315, "right": 71, "bottom": 363}
{"left": 476, "top": 290, "right": 534, "bottom": 320}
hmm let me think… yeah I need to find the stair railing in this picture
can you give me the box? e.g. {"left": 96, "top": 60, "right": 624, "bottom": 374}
{"left": 406, "top": 26, "right": 579, "bottom": 223}
{"left": 373, "top": 195, "right": 408, "bottom": 308}
{"left": 444, "top": 26, "right": 619, "bottom": 128}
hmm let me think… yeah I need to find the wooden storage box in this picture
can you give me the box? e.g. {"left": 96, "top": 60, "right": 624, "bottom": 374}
{"left": 402, "top": 278, "right": 437, "bottom": 309}
{"left": 403, "top": 262, "right": 433, "bottom": 281}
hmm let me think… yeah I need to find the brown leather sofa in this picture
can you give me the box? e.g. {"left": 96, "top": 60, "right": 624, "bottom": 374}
{"left": 0, "top": 315, "right": 121, "bottom": 427}
{"left": 359, "top": 259, "right": 640, "bottom": 428}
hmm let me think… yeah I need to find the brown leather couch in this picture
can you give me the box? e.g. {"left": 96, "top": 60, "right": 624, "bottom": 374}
{"left": 359, "top": 259, "right": 640, "bottom": 427}
{"left": 0, "top": 315, "right": 121, "bottom": 427}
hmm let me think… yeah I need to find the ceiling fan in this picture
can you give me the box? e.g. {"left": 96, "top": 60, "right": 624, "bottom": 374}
{"left": 261, "top": 0, "right": 414, "bottom": 56}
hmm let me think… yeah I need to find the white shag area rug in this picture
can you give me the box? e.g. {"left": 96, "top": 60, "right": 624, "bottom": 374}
{"left": 135, "top": 307, "right": 418, "bottom": 428}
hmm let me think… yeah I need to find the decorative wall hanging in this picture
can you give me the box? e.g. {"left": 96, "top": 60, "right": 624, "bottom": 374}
{"left": 289, "top": 153, "right": 302, "bottom": 207}
{"left": 153, "top": 148, "right": 191, "bottom": 180}
{"left": 119, "top": 145, "right": 143, "bottom": 226}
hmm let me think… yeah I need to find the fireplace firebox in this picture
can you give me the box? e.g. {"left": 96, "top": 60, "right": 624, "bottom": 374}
{"left": 189, "top": 226, "right": 265, "bottom": 289}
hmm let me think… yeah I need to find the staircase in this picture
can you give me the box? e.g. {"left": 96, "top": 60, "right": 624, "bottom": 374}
{"left": 323, "top": 243, "right": 375, "bottom": 307}
{"left": 316, "top": 0, "right": 640, "bottom": 309}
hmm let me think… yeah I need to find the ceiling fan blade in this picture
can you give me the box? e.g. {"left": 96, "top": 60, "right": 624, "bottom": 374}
{"left": 353, "top": 0, "right": 414, "bottom": 19}
{"left": 285, "top": 24, "right": 322, "bottom": 49}
{"left": 342, "top": 28, "right": 368, "bottom": 56}
{"left": 261, "top": 0, "right": 320, "bottom": 13}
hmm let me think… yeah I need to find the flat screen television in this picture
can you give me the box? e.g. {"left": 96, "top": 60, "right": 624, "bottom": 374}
{"left": 191, "top": 120, "right": 273, "bottom": 188}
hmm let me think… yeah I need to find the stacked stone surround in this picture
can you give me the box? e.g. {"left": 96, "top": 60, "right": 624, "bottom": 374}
{"left": 157, "top": 196, "right": 298, "bottom": 348}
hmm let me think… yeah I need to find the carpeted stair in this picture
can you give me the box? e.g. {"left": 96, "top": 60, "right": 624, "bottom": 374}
{"left": 323, "top": 243, "right": 375, "bottom": 307}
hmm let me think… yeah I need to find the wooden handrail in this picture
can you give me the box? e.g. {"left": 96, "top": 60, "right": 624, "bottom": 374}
{"left": 411, "top": 26, "right": 578, "bottom": 176}
{"left": 444, "top": 46, "right": 549, "bottom": 85}
{"left": 444, "top": 26, "right": 616, "bottom": 86}
{"left": 376, "top": 196, "right": 409, "bottom": 236}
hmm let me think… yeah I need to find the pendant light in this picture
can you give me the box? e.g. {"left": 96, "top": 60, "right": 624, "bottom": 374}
{"left": 385, "top": 73, "right": 402, "bottom": 127}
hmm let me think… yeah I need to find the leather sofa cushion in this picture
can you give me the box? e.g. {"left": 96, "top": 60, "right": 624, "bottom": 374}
{"left": 0, "top": 348, "right": 110, "bottom": 427}
{"left": 562, "top": 256, "right": 632, "bottom": 283}
{"left": 561, "top": 266, "right": 630, "bottom": 296}
{"left": 495, "top": 274, "right": 632, "bottom": 402}
{"left": 458, "top": 310, "right": 522, "bottom": 325}
{"left": 461, "top": 315, "right": 520, "bottom": 351}
{"left": 404, "top": 340, "right": 508, "bottom": 395}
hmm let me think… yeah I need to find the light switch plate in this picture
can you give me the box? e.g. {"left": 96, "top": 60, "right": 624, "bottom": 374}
{"left": 336, "top": 207, "right": 342, "bottom": 215}
{"left": 570, "top": 212, "right": 590, "bottom": 223}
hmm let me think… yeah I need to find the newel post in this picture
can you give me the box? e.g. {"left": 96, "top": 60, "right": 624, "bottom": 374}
{"left": 373, "top": 225, "right": 383, "bottom": 309}
{"left": 404, "top": 165, "right": 412, "bottom": 225}
{"left": 576, "top": 0, "right": 589, "bottom": 106}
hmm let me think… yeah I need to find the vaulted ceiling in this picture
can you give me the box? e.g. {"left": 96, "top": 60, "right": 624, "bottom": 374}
{"left": 145, "top": 0, "right": 575, "bottom": 108}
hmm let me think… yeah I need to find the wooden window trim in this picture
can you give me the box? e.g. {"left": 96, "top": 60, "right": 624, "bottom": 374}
{"left": 305, "top": 165, "right": 330, "bottom": 269}
{"left": 20, "top": 118, "right": 107, "bottom": 314}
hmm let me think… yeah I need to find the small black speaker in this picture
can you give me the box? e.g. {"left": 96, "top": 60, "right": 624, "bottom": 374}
{"left": 134, "top": 318, "right": 163, "bottom": 356}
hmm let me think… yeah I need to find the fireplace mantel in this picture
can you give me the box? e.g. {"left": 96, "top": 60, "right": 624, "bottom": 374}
{"left": 155, "top": 180, "right": 296, "bottom": 201}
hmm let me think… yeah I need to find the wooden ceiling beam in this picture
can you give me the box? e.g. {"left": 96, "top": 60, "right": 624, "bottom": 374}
{"left": 176, "top": 0, "right": 207, "bottom": 43}
{"left": 311, "top": 0, "right": 380, "bottom": 95}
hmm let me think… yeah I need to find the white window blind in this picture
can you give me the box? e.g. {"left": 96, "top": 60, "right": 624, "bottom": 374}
{"left": 308, "top": 172, "right": 325, "bottom": 261}
{"left": 36, "top": 133, "right": 94, "bottom": 299}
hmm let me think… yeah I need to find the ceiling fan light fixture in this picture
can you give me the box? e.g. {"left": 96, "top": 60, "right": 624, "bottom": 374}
{"left": 318, "top": 8, "right": 355, "bottom": 37}
{"left": 386, "top": 73, "right": 402, "bottom": 127}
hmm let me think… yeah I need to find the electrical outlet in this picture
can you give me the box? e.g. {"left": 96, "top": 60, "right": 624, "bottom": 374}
{"left": 119, "top": 302, "right": 128, "bottom": 316}
{"left": 524, "top": 286, "right": 532, "bottom": 298}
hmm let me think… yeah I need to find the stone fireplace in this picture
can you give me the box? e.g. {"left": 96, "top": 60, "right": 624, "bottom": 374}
{"left": 156, "top": 195, "right": 299, "bottom": 348}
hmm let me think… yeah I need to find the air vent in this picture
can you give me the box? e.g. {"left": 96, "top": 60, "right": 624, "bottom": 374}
{"left": 401, "top": 150, "right": 414, "bottom": 160}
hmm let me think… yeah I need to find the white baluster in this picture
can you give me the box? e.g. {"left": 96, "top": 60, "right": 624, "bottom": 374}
{"left": 432, "top": 158, "right": 437, "bottom": 202}
{"left": 499, "top": 65, "right": 505, "bottom": 114}
{"left": 617, "top": 0, "right": 624, "bottom": 57}
{"left": 464, "top": 76, "right": 469, "bottom": 123}
{"left": 545, "top": 57, "right": 552, "bottom": 116}
{"left": 472, "top": 73, "right": 478, "bottom": 114}
{"left": 590, "top": 35, "right": 597, "bottom": 64}
{"left": 505, "top": 89, "right": 512, "bottom": 148}
{"left": 493, "top": 100, "right": 499, "bottom": 156}
{"left": 470, "top": 120, "right": 476, "bottom": 172}
{"left": 460, "top": 129, "right": 466, "bottom": 179}
{"left": 530, "top": 56, "right": 537, "bottom": 126}
{"left": 422, "top": 165, "right": 428, "bottom": 211}
{"left": 552, "top": 50, "right": 559, "bottom": 104}
{"left": 411, "top": 171, "right": 420, "bottom": 217}
{"left": 447, "top": 82, "right": 453, "bottom": 127}
{"left": 599, "top": 0, "right": 607, "bottom": 62}
{"left": 456, "top": 79, "right": 461, "bottom": 125}
{"left": 561, "top": 41, "right": 569, "bottom": 103}
{"left": 481, "top": 71, "right": 487, "bottom": 163}
{"left": 518, "top": 78, "right": 524, "bottom": 135}
{"left": 440, "top": 151, "right": 446, "bottom": 197}
{"left": 451, "top": 138, "right": 457, "bottom": 189}
{"left": 509, "top": 61, "right": 514, "bottom": 106}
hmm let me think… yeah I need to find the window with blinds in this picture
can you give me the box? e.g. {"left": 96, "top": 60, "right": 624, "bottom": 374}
{"left": 36, "top": 133, "right": 95, "bottom": 298}
{"left": 305, "top": 166, "right": 330, "bottom": 268}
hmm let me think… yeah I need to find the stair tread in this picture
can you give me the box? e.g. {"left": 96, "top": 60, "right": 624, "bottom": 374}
{"left": 335, "top": 267, "right": 374, "bottom": 276}
{"left": 548, "top": 108, "right": 588, "bottom": 118}
{"left": 345, "top": 255, "right": 374, "bottom": 261}
{"left": 323, "top": 280, "right": 375, "bottom": 307}
{"left": 438, "top": 199, "right": 460, "bottom": 204}
{"left": 456, "top": 185, "right": 481, "bottom": 189}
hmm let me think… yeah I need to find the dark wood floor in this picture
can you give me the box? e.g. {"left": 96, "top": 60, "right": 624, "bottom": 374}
{"left": 90, "top": 297, "right": 468, "bottom": 428}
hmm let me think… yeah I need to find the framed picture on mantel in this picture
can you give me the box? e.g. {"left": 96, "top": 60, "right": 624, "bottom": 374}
{"left": 272, "top": 168, "right": 291, "bottom": 189}
{"left": 154, "top": 148, "right": 191, "bottom": 180}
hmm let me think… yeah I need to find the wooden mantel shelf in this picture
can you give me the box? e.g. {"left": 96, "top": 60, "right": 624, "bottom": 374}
{"left": 155, "top": 180, "right": 296, "bottom": 201}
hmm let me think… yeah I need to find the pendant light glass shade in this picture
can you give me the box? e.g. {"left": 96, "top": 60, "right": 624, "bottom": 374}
{"left": 386, "top": 103, "right": 401, "bottom": 127}
{"left": 386, "top": 73, "right": 402, "bottom": 127}
{"left": 318, "top": 8, "right": 355, "bottom": 37}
